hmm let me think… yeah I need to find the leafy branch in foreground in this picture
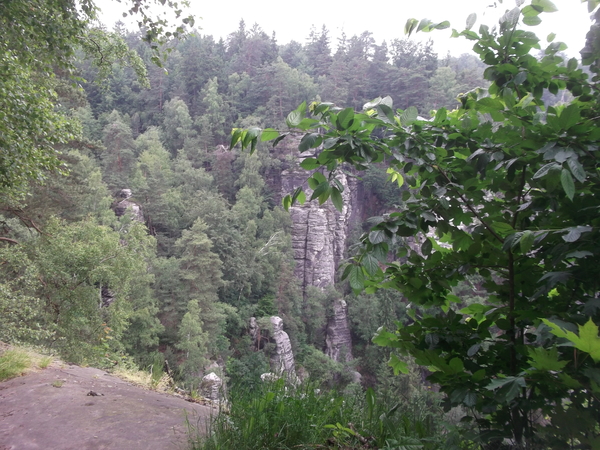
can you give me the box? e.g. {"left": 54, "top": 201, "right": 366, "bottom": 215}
{"left": 233, "top": 1, "right": 600, "bottom": 447}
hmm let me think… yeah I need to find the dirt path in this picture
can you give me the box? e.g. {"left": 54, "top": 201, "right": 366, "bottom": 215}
{"left": 0, "top": 364, "right": 213, "bottom": 450}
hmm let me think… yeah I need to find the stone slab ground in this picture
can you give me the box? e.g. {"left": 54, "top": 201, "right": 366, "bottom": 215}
{"left": 0, "top": 364, "right": 212, "bottom": 450}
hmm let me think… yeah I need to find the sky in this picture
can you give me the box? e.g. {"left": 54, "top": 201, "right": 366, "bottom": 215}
{"left": 96, "top": 0, "right": 594, "bottom": 57}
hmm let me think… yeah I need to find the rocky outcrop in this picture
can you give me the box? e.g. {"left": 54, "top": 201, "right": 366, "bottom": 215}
{"left": 325, "top": 299, "right": 353, "bottom": 363}
{"left": 113, "top": 189, "right": 143, "bottom": 222}
{"left": 200, "top": 372, "right": 222, "bottom": 402}
{"left": 269, "top": 316, "right": 297, "bottom": 383}
{"left": 282, "top": 165, "right": 360, "bottom": 290}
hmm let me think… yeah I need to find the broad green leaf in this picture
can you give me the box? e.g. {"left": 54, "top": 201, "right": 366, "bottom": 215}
{"left": 260, "top": 128, "right": 279, "bottom": 142}
{"left": 533, "top": 162, "right": 560, "bottom": 179}
{"left": 532, "top": 0, "right": 558, "bottom": 12}
{"left": 298, "top": 133, "right": 321, "bottom": 152}
{"left": 300, "top": 158, "right": 321, "bottom": 170}
{"left": 567, "top": 158, "right": 586, "bottom": 183}
{"left": 286, "top": 109, "right": 302, "bottom": 128}
{"left": 369, "top": 230, "right": 385, "bottom": 244}
{"left": 389, "top": 354, "right": 409, "bottom": 375}
{"left": 466, "top": 13, "right": 477, "bottom": 30}
{"left": 336, "top": 108, "right": 354, "bottom": 130}
{"left": 520, "top": 230, "right": 535, "bottom": 253}
{"left": 523, "top": 15, "right": 542, "bottom": 25}
{"left": 559, "top": 104, "right": 581, "bottom": 129}
{"left": 543, "top": 319, "right": 600, "bottom": 362}
{"left": 486, "top": 376, "right": 526, "bottom": 403}
{"left": 310, "top": 181, "right": 330, "bottom": 201}
{"left": 400, "top": 106, "right": 418, "bottom": 125}
{"left": 547, "top": 32, "right": 556, "bottom": 42}
{"left": 561, "top": 168, "right": 575, "bottom": 201}
{"left": 361, "top": 253, "right": 380, "bottom": 276}
{"left": 348, "top": 265, "right": 365, "bottom": 290}
{"left": 491, "top": 222, "right": 514, "bottom": 237}
{"left": 330, "top": 187, "right": 344, "bottom": 212}
{"left": 404, "top": 18, "right": 419, "bottom": 36}
{"left": 417, "top": 18, "right": 433, "bottom": 32}
{"left": 527, "top": 346, "right": 568, "bottom": 371}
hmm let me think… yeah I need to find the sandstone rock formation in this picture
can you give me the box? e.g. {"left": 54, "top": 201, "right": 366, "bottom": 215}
{"left": 269, "top": 316, "right": 297, "bottom": 383}
{"left": 113, "top": 189, "right": 144, "bottom": 222}
{"left": 325, "top": 299, "right": 353, "bottom": 363}
{"left": 200, "top": 372, "right": 222, "bottom": 402}
{"left": 282, "top": 165, "right": 360, "bottom": 290}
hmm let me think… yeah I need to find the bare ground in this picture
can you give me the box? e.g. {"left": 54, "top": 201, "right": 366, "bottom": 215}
{"left": 0, "top": 361, "right": 213, "bottom": 450}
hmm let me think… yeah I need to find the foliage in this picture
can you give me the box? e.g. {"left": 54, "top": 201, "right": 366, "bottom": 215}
{"left": 0, "top": 349, "right": 32, "bottom": 382}
{"left": 235, "top": 2, "right": 600, "bottom": 447}
{"left": 0, "top": 0, "right": 192, "bottom": 198}
{"left": 191, "top": 379, "right": 443, "bottom": 450}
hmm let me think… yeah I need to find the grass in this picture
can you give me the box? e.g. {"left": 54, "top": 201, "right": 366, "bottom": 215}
{"left": 0, "top": 349, "right": 32, "bottom": 381}
{"left": 188, "top": 380, "right": 446, "bottom": 450}
{"left": 112, "top": 366, "right": 174, "bottom": 392}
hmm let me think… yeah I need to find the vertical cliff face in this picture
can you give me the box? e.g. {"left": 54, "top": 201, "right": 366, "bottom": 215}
{"left": 325, "top": 299, "right": 353, "bottom": 363}
{"left": 281, "top": 165, "right": 360, "bottom": 290}
{"left": 280, "top": 159, "right": 362, "bottom": 368}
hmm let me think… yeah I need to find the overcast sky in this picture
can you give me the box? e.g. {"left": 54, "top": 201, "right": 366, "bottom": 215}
{"left": 96, "top": 0, "right": 593, "bottom": 57}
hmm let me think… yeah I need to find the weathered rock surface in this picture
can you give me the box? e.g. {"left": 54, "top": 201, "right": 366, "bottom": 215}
{"left": 0, "top": 364, "right": 211, "bottom": 450}
{"left": 325, "top": 299, "right": 354, "bottom": 363}
{"left": 113, "top": 188, "right": 144, "bottom": 222}
{"left": 282, "top": 166, "right": 360, "bottom": 289}
{"left": 200, "top": 372, "right": 222, "bottom": 402}
{"left": 269, "top": 316, "right": 297, "bottom": 383}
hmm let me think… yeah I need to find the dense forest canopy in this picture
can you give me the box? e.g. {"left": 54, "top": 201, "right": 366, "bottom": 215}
{"left": 2, "top": 0, "right": 600, "bottom": 448}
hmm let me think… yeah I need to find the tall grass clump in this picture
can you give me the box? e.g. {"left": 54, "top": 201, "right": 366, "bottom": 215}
{"left": 190, "top": 379, "right": 449, "bottom": 450}
{"left": 0, "top": 349, "right": 31, "bottom": 381}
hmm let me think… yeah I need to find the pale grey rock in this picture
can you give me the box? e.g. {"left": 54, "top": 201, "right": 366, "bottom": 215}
{"left": 284, "top": 168, "right": 358, "bottom": 289}
{"left": 260, "top": 372, "right": 279, "bottom": 382}
{"left": 325, "top": 299, "right": 353, "bottom": 363}
{"left": 113, "top": 189, "right": 144, "bottom": 222}
{"left": 200, "top": 372, "right": 222, "bottom": 401}
{"left": 269, "top": 316, "right": 298, "bottom": 383}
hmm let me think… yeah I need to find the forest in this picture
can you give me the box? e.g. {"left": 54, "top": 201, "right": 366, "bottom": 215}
{"left": 1, "top": 0, "right": 600, "bottom": 448}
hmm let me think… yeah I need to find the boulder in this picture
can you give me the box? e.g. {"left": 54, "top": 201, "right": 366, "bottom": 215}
{"left": 200, "top": 372, "right": 222, "bottom": 402}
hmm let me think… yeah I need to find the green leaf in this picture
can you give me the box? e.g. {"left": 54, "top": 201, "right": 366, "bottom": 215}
{"left": 369, "top": 230, "right": 385, "bottom": 244}
{"left": 491, "top": 222, "right": 514, "bottom": 237}
{"left": 560, "top": 168, "right": 575, "bottom": 201}
{"left": 400, "top": 106, "right": 418, "bottom": 125}
{"left": 532, "top": 0, "right": 558, "bottom": 12}
{"left": 567, "top": 158, "right": 586, "bottom": 182}
{"left": 543, "top": 319, "right": 600, "bottom": 363}
{"left": 533, "top": 162, "right": 560, "bottom": 179}
{"left": 348, "top": 265, "right": 365, "bottom": 290}
{"left": 466, "top": 13, "right": 477, "bottom": 30}
{"left": 519, "top": 230, "right": 535, "bottom": 254}
{"left": 336, "top": 108, "right": 354, "bottom": 130}
{"left": 330, "top": 187, "right": 343, "bottom": 212}
{"left": 404, "top": 18, "right": 419, "bottom": 36}
{"left": 286, "top": 109, "right": 302, "bottom": 128}
{"left": 486, "top": 377, "right": 526, "bottom": 403}
{"left": 361, "top": 253, "right": 380, "bottom": 276}
{"left": 260, "top": 128, "right": 279, "bottom": 142}
{"left": 298, "top": 133, "right": 321, "bottom": 152}
{"left": 389, "top": 354, "right": 409, "bottom": 375}
{"left": 300, "top": 158, "right": 321, "bottom": 170}
{"left": 547, "top": 32, "right": 556, "bottom": 42}
{"left": 523, "top": 15, "right": 542, "bottom": 26}
{"left": 527, "top": 347, "right": 568, "bottom": 371}
{"left": 559, "top": 104, "right": 581, "bottom": 130}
